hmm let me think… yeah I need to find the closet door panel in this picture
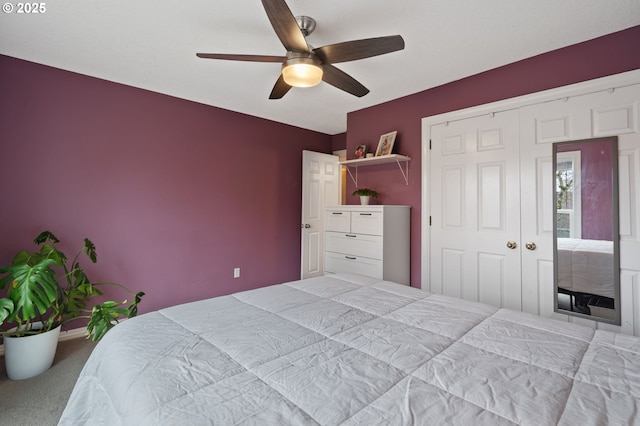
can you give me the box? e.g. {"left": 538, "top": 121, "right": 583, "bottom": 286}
{"left": 591, "top": 101, "right": 637, "bottom": 137}
{"left": 442, "top": 166, "right": 464, "bottom": 229}
{"left": 430, "top": 125, "right": 469, "bottom": 297}
{"left": 519, "top": 99, "right": 591, "bottom": 315}
{"left": 477, "top": 252, "right": 506, "bottom": 308}
{"left": 478, "top": 162, "right": 504, "bottom": 230}
{"left": 572, "top": 87, "right": 640, "bottom": 333}
{"left": 615, "top": 87, "right": 640, "bottom": 334}
{"left": 430, "top": 110, "right": 521, "bottom": 310}
{"left": 433, "top": 163, "right": 466, "bottom": 297}
{"left": 618, "top": 142, "right": 640, "bottom": 275}
{"left": 520, "top": 85, "right": 640, "bottom": 330}
{"left": 620, "top": 270, "right": 640, "bottom": 336}
{"left": 537, "top": 259, "right": 556, "bottom": 319}
{"left": 442, "top": 248, "right": 465, "bottom": 299}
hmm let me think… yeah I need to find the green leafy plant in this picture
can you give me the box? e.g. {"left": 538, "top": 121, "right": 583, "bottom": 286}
{"left": 352, "top": 188, "right": 379, "bottom": 198}
{"left": 0, "top": 231, "right": 144, "bottom": 342}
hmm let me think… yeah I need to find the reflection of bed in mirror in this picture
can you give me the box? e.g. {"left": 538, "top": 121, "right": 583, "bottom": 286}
{"left": 553, "top": 136, "right": 620, "bottom": 325}
{"left": 557, "top": 237, "right": 614, "bottom": 316}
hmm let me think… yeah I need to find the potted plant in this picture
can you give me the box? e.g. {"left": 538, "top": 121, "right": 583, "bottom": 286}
{"left": 352, "top": 188, "right": 379, "bottom": 205}
{"left": 0, "top": 231, "right": 144, "bottom": 380}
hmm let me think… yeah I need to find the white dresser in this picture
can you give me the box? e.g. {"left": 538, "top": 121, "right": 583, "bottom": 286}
{"left": 324, "top": 205, "right": 410, "bottom": 285}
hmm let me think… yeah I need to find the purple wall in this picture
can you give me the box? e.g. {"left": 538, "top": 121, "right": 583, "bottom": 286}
{"left": 331, "top": 133, "right": 347, "bottom": 152}
{"left": 2, "top": 25, "right": 639, "bottom": 318}
{"left": 345, "top": 25, "right": 640, "bottom": 287}
{"left": 0, "top": 55, "right": 333, "bottom": 318}
{"left": 558, "top": 140, "right": 615, "bottom": 240}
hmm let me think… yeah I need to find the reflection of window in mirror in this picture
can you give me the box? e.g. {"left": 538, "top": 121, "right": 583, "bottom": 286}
{"left": 556, "top": 151, "right": 581, "bottom": 238}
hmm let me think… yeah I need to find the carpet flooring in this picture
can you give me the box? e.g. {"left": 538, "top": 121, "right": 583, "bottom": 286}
{"left": 0, "top": 337, "right": 96, "bottom": 426}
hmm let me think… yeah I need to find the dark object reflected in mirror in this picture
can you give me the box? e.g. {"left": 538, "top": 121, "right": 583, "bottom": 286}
{"left": 553, "top": 137, "right": 621, "bottom": 325}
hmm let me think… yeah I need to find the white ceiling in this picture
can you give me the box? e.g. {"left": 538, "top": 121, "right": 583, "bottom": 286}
{"left": 1, "top": 1, "right": 639, "bottom": 135}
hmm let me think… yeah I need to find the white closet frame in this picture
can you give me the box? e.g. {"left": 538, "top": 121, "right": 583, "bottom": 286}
{"left": 421, "top": 69, "right": 640, "bottom": 334}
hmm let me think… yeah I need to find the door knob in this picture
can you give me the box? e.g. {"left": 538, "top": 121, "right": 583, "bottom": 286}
{"left": 506, "top": 241, "right": 517, "bottom": 249}
{"left": 525, "top": 242, "right": 536, "bottom": 250}
{"left": 301, "top": 224, "right": 311, "bottom": 229}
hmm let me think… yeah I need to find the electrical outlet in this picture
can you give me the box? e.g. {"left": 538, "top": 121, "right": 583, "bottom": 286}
{"left": 233, "top": 267, "right": 240, "bottom": 278}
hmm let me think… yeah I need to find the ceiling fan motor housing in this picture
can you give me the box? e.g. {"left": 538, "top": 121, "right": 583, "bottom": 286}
{"left": 295, "top": 16, "right": 316, "bottom": 37}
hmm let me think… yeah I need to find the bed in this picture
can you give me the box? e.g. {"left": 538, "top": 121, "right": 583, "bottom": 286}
{"left": 557, "top": 237, "right": 614, "bottom": 299}
{"left": 59, "top": 273, "right": 640, "bottom": 425}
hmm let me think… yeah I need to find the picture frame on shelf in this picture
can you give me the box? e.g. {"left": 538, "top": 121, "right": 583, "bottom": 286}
{"left": 375, "top": 131, "right": 397, "bottom": 156}
{"left": 354, "top": 144, "right": 367, "bottom": 159}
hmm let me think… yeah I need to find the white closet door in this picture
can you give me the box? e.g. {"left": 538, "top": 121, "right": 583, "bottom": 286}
{"left": 587, "top": 85, "right": 640, "bottom": 334}
{"left": 430, "top": 110, "right": 522, "bottom": 310}
{"left": 424, "top": 72, "right": 640, "bottom": 335}
{"left": 518, "top": 98, "right": 591, "bottom": 318}
{"left": 519, "top": 85, "right": 640, "bottom": 333}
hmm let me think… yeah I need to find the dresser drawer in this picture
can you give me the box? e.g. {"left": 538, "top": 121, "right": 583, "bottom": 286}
{"left": 325, "top": 232, "right": 383, "bottom": 259}
{"left": 324, "top": 252, "right": 383, "bottom": 279}
{"left": 351, "top": 211, "right": 383, "bottom": 235}
{"left": 325, "top": 210, "right": 350, "bottom": 232}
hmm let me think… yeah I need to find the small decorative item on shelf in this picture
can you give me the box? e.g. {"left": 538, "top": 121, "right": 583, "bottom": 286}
{"left": 352, "top": 188, "right": 379, "bottom": 205}
{"left": 354, "top": 144, "right": 367, "bottom": 159}
{"left": 375, "top": 131, "right": 397, "bottom": 156}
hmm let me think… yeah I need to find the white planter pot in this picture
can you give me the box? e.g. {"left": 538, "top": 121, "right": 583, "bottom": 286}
{"left": 4, "top": 323, "right": 61, "bottom": 380}
{"left": 360, "top": 195, "right": 370, "bottom": 205}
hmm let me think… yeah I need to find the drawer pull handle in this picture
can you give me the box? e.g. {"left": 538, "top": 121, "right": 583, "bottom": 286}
{"left": 359, "top": 213, "right": 372, "bottom": 216}
{"left": 345, "top": 234, "right": 357, "bottom": 238}
{"left": 332, "top": 212, "right": 343, "bottom": 215}
{"left": 345, "top": 256, "right": 357, "bottom": 260}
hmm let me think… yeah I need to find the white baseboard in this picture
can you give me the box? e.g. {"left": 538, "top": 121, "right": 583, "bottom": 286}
{"left": 0, "top": 326, "right": 87, "bottom": 357}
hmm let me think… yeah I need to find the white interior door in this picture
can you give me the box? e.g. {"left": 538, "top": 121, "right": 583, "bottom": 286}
{"left": 301, "top": 150, "right": 340, "bottom": 279}
{"left": 429, "top": 110, "right": 522, "bottom": 310}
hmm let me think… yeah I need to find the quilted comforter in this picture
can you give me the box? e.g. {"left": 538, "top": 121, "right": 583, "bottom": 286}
{"left": 59, "top": 273, "right": 640, "bottom": 425}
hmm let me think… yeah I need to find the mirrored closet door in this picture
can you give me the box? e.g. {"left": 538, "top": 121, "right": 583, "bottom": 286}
{"left": 553, "top": 138, "right": 621, "bottom": 325}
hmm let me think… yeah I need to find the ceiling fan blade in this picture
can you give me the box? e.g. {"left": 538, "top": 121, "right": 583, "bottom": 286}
{"left": 196, "top": 53, "right": 286, "bottom": 63}
{"left": 269, "top": 74, "right": 292, "bottom": 99}
{"left": 322, "top": 64, "right": 369, "bottom": 97}
{"left": 261, "top": 0, "right": 309, "bottom": 53}
{"left": 314, "top": 35, "right": 405, "bottom": 64}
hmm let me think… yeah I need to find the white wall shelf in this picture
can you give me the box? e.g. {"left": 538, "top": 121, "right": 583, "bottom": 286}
{"left": 339, "top": 154, "right": 411, "bottom": 186}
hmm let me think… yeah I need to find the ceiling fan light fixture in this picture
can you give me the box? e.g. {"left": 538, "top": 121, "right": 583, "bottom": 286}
{"left": 282, "top": 56, "right": 323, "bottom": 87}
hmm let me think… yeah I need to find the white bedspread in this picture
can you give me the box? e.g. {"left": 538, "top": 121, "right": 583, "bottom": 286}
{"left": 59, "top": 273, "right": 640, "bottom": 425}
{"left": 557, "top": 238, "right": 614, "bottom": 298}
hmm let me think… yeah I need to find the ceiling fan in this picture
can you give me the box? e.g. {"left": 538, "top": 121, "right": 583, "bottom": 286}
{"left": 196, "top": 0, "right": 405, "bottom": 99}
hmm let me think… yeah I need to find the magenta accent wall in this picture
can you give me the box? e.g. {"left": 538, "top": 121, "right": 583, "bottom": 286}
{"left": 558, "top": 140, "right": 615, "bottom": 240}
{"left": 331, "top": 133, "right": 347, "bottom": 152}
{"left": 0, "top": 55, "right": 333, "bottom": 320}
{"left": 345, "top": 25, "right": 640, "bottom": 287}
